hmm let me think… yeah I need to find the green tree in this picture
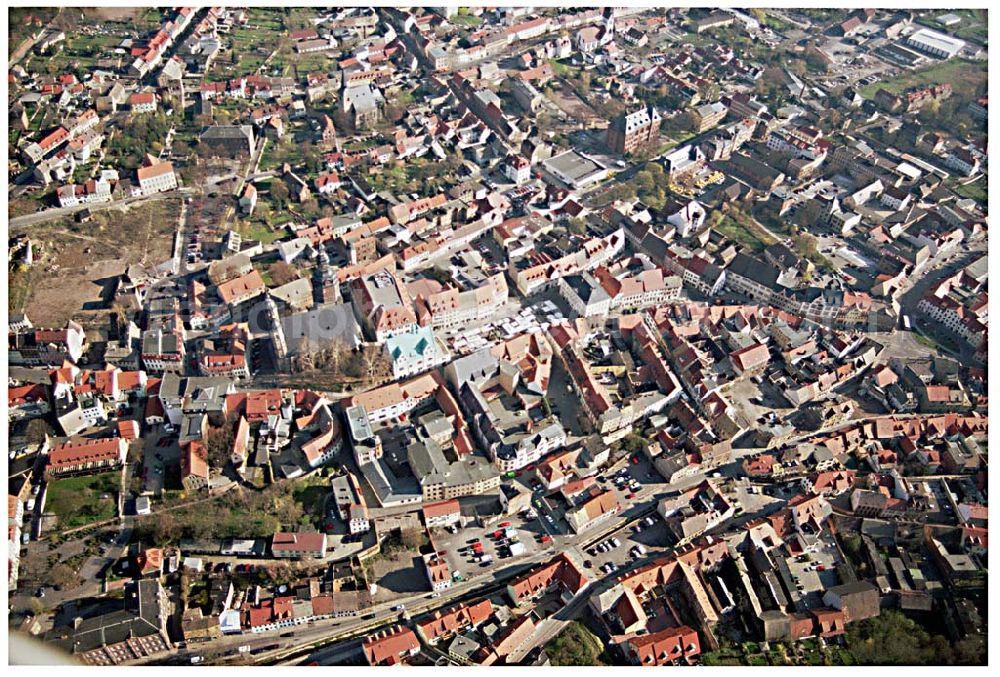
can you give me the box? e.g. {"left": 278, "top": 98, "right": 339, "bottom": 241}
{"left": 401, "top": 528, "right": 426, "bottom": 550}
{"left": 205, "top": 417, "right": 236, "bottom": 469}
{"left": 846, "top": 611, "right": 950, "bottom": 665}
{"left": 269, "top": 179, "right": 290, "bottom": 205}
{"left": 699, "top": 81, "right": 721, "bottom": 102}
{"left": 268, "top": 261, "right": 300, "bottom": 286}
{"left": 25, "top": 418, "right": 54, "bottom": 445}
{"left": 953, "top": 635, "right": 986, "bottom": 665}
{"left": 567, "top": 217, "right": 588, "bottom": 236}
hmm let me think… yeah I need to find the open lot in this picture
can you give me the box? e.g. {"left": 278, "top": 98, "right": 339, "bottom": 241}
{"left": 142, "top": 425, "right": 181, "bottom": 497}
{"left": 45, "top": 471, "right": 121, "bottom": 530}
{"left": 10, "top": 198, "right": 181, "bottom": 326}
{"left": 209, "top": 8, "right": 287, "bottom": 79}
{"left": 858, "top": 58, "right": 986, "bottom": 99}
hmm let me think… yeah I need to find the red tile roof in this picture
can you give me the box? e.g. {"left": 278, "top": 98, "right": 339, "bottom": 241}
{"left": 271, "top": 531, "right": 326, "bottom": 554}
{"left": 9, "top": 383, "right": 47, "bottom": 407}
{"left": 731, "top": 342, "right": 770, "bottom": 373}
{"left": 48, "top": 437, "right": 125, "bottom": 473}
{"left": 507, "top": 553, "right": 588, "bottom": 603}
{"left": 630, "top": 625, "right": 700, "bottom": 665}
{"left": 129, "top": 91, "right": 156, "bottom": 105}
{"left": 118, "top": 420, "right": 140, "bottom": 440}
{"left": 416, "top": 599, "right": 492, "bottom": 642}
{"left": 363, "top": 626, "right": 420, "bottom": 665}
{"left": 422, "top": 498, "right": 460, "bottom": 521}
{"left": 216, "top": 270, "right": 265, "bottom": 305}
{"left": 136, "top": 161, "right": 175, "bottom": 181}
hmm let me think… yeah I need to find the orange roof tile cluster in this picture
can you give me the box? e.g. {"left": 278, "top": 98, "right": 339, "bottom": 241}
{"left": 416, "top": 599, "right": 493, "bottom": 642}
{"left": 136, "top": 160, "right": 175, "bottom": 182}
{"left": 422, "top": 498, "right": 460, "bottom": 521}
{"left": 48, "top": 437, "right": 125, "bottom": 473}
{"left": 363, "top": 626, "right": 420, "bottom": 665}
{"left": 629, "top": 625, "right": 701, "bottom": 665}
{"left": 181, "top": 440, "right": 209, "bottom": 480}
{"left": 507, "top": 553, "right": 588, "bottom": 603}
{"left": 216, "top": 270, "right": 265, "bottom": 305}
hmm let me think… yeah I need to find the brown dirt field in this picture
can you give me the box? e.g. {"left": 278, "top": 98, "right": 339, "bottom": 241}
{"left": 11, "top": 199, "right": 181, "bottom": 327}
{"left": 549, "top": 84, "right": 601, "bottom": 126}
{"left": 81, "top": 8, "right": 146, "bottom": 22}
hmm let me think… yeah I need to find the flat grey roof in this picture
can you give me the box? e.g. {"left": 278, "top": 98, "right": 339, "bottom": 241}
{"left": 543, "top": 150, "right": 605, "bottom": 183}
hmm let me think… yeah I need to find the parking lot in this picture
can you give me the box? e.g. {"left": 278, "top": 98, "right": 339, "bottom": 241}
{"left": 581, "top": 514, "right": 674, "bottom": 577}
{"left": 785, "top": 533, "right": 845, "bottom": 604}
{"left": 428, "top": 508, "right": 550, "bottom": 584}
{"left": 142, "top": 425, "right": 180, "bottom": 496}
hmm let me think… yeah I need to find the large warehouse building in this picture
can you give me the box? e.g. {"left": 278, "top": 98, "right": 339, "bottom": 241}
{"left": 905, "top": 28, "right": 966, "bottom": 59}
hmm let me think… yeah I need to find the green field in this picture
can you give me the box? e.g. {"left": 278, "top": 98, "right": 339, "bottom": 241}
{"left": 450, "top": 12, "right": 482, "bottom": 28}
{"left": 209, "top": 8, "right": 288, "bottom": 78}
{"left": 242, "top": 220, "right": 286, "bottom": 244}
{"left": 46, "top": 471, "right": 120, "bottom": 529}
{"left": 544, "top": 621, "right": 608, "bottom": 666}
{"left": 859, "top": 59, "right": 987, "bottom": 100}
{"left": 713, "top": 214, "right": 777, "bottom": 254}
{"left": 954, "top": 178, "right": 987, "bottom": 205}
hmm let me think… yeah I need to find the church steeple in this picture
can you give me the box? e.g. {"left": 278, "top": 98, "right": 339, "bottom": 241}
{"left": 312, "top": 246, "right": 340, "bottom": 305}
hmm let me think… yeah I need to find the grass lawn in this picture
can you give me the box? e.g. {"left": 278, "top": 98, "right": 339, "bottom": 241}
{"left": 701, "top": 648, "right": 744, "bottom": 666}
{"left": 548, "top": 59, "right": 582, "bottom": 79}
{"left": 46, "top": 471, "right": 120, "bottom": 529}
{"left": 858, "top": 59, "right": 986, "bottom": 100}
{"left": 450, "top": 12, "right": 481, "bottom": 28}
{"left": 953, "top": 178, "right": 987, "bottom": 204}
{"left": 292, "top": 477, "right": 330, "bottom": 529}
{"left": 243, "top": 219, "right": 284, "bottom": 244}
{"left": 714, "top": 215, "right": 776, "bottom": 253}
{"left": 8, "top": 265, "right": 35, "bottom": 315}
{"left": 759, "top": 12, "right": 795, "bottom": 32}
{"left": 544, "top": 621, "right": 608, "bottom": 666}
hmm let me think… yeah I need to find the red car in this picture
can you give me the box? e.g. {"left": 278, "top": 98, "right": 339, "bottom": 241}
{"left": 493, "top": 529, "right": 505, "bottom": 538}
{"left": 630, "top": 456, "right": 639, "bottom": 465}
{"left": 628, "top": 492, "right": 636, "bottom": 499}
{"left": 500, "top": 521, "right": 511, "bottom": 528}
{"left": 540, "top": 535, "right": 552, "bottom": 544}
{"left": 817, "top": 565, "right": 826, "bottom": 572}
